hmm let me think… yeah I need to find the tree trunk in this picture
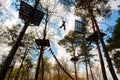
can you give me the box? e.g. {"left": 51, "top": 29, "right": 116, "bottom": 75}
{"left": 14, "top": 47, "right": 29, "bottom": 80}
{"left": 0, "top": 0, "right": 40, "bottom": 79}
{"left": 82, "top": 19, "right": 89, "bottom": 80}
{"left": 94, "top": 20, "right": 118, "bottom": 80}
{"left": 20, "top": 68, "right": 26, "bottom": 80}
{"left": 57, "top": 66, "right": 61, "bottom": 80}
{"left": 34, "top": 47, "right": 43, "bottom": 80}
{"left": 73, "top": 56, "right": 78, "bottom": 80}
{"left": 88, "top": 6, "right": 108, "bottom": 79}
{"left": 88, "top": 60, "right": 94, "bottom": 80}
{"left": 85, "top": 1, "right": 118, "bottom": 80}
{"left": 26, "top": 65, "right": 30, "bottom": 80}
{"left": 85, "top": 56, "right": 89, "bottom": 80}
{"left": 7, "top": 67, "right": 14, "bottom": 80}
{"left": 41, "top": 56, "right": 44, "bottom": 80}
{"left": 0, "top": 22, "right": 29, "bottom": 80}
{"left": 34, "top": 7, "right": 48, "bottom": 80}
{"left": 7, "top": 61, "right": 16, "bottom": 80}
{"left": 95, "top": 41, "right": 108, "bottom": 80}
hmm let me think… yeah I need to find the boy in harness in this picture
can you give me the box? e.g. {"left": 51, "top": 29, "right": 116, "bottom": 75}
{"left": 60, "top": 18, "right": 66, "bottom": 30}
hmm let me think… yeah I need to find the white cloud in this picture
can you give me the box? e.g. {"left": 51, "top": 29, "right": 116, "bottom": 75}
{"left": 109, "top": 0, "right": 120, "bottom": 10}
{"left": 0, "top": 0, "right": 10, "bottom": 7}
{"left": 0, "top": 44, "right": 11, "bottom": 65}
{"left": 0, "top": 0, "right": 19, "bottom": 28}
{"left": 48, "top": 40, "right": 71, "bottom": 64}
{"left": 66, "top": 13, "right": 81, "bottom": 32}
{"left": 57, "top": 45, "right": 71, "bottom": 59}
{"left": 0, "top": 44, "right": 10, "bottom": 55}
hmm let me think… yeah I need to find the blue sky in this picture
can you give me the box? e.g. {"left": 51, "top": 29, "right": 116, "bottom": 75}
{"left": 0, "top": 0, "right": 120, "bottom": 79}
{"left": 100, "top": 11, "right": 120, "bottom": 32}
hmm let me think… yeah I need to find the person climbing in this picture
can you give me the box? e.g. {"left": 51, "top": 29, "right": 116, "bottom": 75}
{"left": 60, "top": 17, "right": 66, "bottom": 30}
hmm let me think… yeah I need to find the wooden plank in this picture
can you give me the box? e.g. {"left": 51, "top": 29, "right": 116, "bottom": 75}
{"left": 35, "top": 39, "right": 50, "bottom": 46}
{"left": 19, "top": 1, "right": 45, "bottom": 25}
{"left": 86, "top": 31, "right": 106, "bottom": 42}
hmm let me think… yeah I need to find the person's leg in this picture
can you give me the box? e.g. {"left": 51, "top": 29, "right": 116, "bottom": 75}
{"left": 64, "top": 25, "right": 66, "bottom": 30}
{"left": 60, "top": 26, "right": 62, "bottom": 28}
{"left": 60, "top": 24, "right": 64, "bottom": 28}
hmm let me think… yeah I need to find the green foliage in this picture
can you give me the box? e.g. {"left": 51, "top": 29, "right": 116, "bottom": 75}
{"left": 9, "top": 68, "right": 18, "bottom": 79}
{"left": 113, "top": 51, "right": 120, "bottom": 68}
{"left": 106, "top": 17, "right": 120, "bottom": 73}
{"left": 107, "top": 17, "right": 120, "bottom": 50}
{"left": 0, "top": 24, "right": 21, "bottom": 44}
{"left": 58, "top": 30, "right": 83, "bottom": 53}
{"left": 113, "top": 51, "right": 120, "bottom": 73}
{"left": 34, "top": 57, "right": 51, "bottom": 80}
{"left": 75, "top": 0, "right": 111, "bottom": 18}
{"left": 0, "top": 24, "right": 35, "bottom": 47}
{"left": 113, "top": 18, "right": 120, "bottom": 41}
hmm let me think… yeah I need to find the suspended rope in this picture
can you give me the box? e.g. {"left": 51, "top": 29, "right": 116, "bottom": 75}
{"left": 49, "top": 48, "right": 74, "bottom": 80}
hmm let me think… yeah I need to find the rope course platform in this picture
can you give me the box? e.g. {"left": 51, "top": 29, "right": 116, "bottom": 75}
{"left": 19, "top": 1, "right": 44, "bottom": 26}
{"left": 86, "top": 31, "right": 106, "bottom": 42}
{"left": 70, "top": 57, "right": 79, "bottom": 62}
{"left": 35, "top": 39, "right": 50, "bottom": 46}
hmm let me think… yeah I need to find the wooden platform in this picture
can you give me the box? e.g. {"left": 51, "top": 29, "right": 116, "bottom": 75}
{"left": 86, "top": 31, "right": 106, "bottom": 42}
{"left": 19, "top": 1, "right": 44, "bottom": 25}
{"left": 35, "top": 39, "right": 50, "bottom": 46}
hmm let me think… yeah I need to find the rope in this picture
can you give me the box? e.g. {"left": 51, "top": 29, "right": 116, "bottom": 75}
{"left": 49, "top": 48, "right": 74, "bottom": 80}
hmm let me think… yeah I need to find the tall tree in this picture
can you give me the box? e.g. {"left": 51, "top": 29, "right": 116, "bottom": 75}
{"left": 107, "top": 17, "right": 120, "bottom": 50}
{"left": 113, "top": 51, "right": 120, "bottom": 73}
{"left": 19, "top": 57, "right": 33, "bottom": 80}
{"left": 0, "top": 0, "right": 40, "bottom": 79}
{"left": 33, "top": 57, "right": 51, "bottom": 80}
{"left": 107, "top": 17, "right": 120, "bottom": 73}
{"left": 1, "top": 24, "right": 35, "bottom": 80}
{"left": 74, "top": 0, "right": 118, "bottom": 80}
{"left": 14, "top": 47, "right": 29, "bottom": 80}
{"left": 34, "top": 0, "right": 67, "bottom": 79}
{"left": 59, "top": 30, "right": 83, "bottom": 80}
